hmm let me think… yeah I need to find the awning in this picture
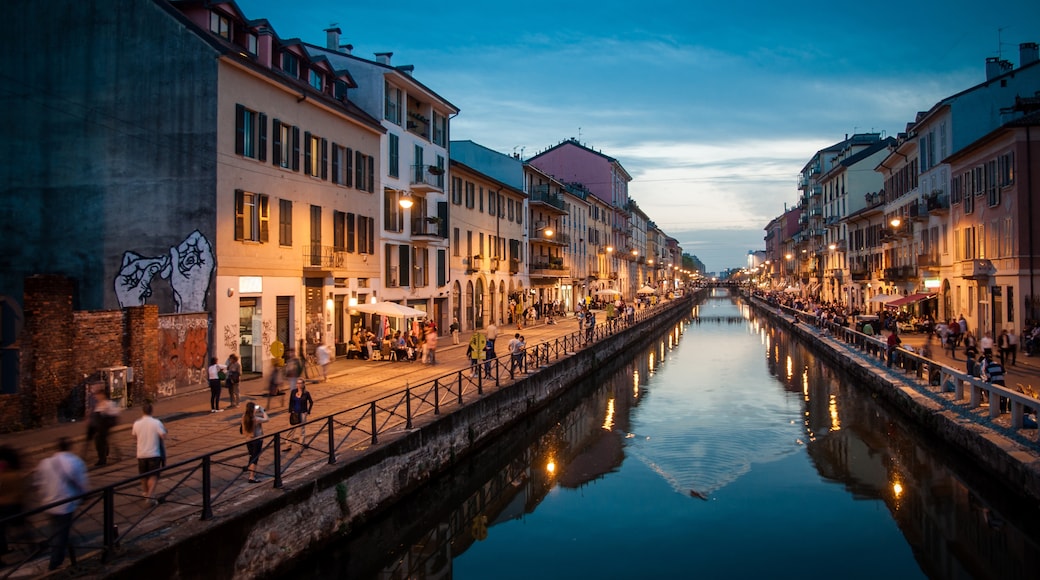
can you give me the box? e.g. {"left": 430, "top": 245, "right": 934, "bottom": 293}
{"left": 869, "top": 293, "right": 899, "bottom": 303}
{"left": 884, "top": 292, "right": 937, "bottom": 308}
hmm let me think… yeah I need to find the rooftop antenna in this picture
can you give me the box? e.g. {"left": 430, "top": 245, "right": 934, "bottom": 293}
{"left": 998, "top": 26, "right": 1009, "bottom": 59}
{"left": 578, "top": 127, "right": 582, "bottom": 142}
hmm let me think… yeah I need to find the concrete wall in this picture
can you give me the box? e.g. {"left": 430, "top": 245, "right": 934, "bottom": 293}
{"left": 0, "top": 0, "right": 219, "bottom": 312}
{"left": 101, "top": 293, "right": 700, "bottom": 579}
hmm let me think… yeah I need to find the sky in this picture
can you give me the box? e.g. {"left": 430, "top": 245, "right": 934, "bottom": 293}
{"left": 238, "top": 0, "right": 1040, "bottom": 273}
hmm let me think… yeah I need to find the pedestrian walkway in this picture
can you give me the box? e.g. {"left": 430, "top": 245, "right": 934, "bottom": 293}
{"left": 893, "top": 329, "right": 1040, "bottom": 392}
{"left": 0, "top": 314, "right": 595, "bottom": 487}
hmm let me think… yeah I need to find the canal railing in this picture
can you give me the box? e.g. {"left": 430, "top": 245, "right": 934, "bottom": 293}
{"left": 751, "top": 295, "right": 1040, "bottom": 446}
{"left": 0, "top": 294, "right": 696, "bottom": 577}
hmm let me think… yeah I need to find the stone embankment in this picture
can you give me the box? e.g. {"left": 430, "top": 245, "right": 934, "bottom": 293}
{"left": 746, "top": 294, "right": 1040, "bottom": 504}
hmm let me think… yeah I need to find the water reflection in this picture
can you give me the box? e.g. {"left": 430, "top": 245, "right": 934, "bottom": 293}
{"left": 285, "top": 290, "right": 1040, "bottom": 580}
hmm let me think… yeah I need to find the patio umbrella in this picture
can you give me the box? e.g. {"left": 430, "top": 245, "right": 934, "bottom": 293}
{"left": 636, "top": 285, "right": 657, "bottom": 294}
{"left": 869, "top": 294, "right": 899, "bottom": 304}
{"left": 595, "top": 289, "right": 621, "bottom": 297}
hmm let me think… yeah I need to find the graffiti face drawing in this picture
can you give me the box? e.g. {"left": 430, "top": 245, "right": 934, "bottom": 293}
{"left": 169, "top": 230, "right": 214, "bottom": 313}
{"left": 114, "top": 252, "right": 171, "bottom": 308}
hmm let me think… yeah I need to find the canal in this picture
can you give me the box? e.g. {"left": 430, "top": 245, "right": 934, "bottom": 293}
{"left": 284, "top": 289, "right": 1040, "bottom": 579}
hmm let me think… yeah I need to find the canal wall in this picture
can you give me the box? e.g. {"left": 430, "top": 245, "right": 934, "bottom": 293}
{"left": 744, "top": 294, "right": 1040, "bottom": 505}
{"left": 105, "top": 292, "right": 700, "bottom": 580}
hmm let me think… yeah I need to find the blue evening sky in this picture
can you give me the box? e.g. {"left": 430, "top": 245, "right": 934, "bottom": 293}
{"left": 237, "top": 0, "right": 1040, "bottom": 272}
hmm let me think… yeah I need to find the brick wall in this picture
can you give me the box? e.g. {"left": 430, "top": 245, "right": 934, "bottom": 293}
{"left": 0, "top": 276, "right": 163, "bottom": 434}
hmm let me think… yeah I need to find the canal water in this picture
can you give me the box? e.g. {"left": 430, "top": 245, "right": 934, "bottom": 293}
{"left": 286, "top": 289, "right": 1040, "bottom": 579}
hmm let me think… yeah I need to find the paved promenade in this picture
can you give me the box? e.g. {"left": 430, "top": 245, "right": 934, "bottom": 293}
{"left": 0, "top": 316, "right": 590, "bottom": 491}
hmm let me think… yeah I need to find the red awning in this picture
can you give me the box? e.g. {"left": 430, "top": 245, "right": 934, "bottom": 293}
{"left": 884, "top": 292, "right": 937, "bottom": 308}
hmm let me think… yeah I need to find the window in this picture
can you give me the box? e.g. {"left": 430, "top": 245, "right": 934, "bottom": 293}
{"left": 309, "top": 69, "right": 323, "bottom": 91}
{"left": 987, "top": 160, "right": 999, "bottom": 206}
{"left": 358, "top": 216, "right": 374, "bottom": 254}
{"left": 246, "top": 33, "right": 257, "bottom": 55}
{"left": 278, "top": 199, "right": 292, "bottom": 246}
{"left": 356, "top": 151, "right": 374, "bottom": 192}
{"left": 453, "top": 227, "right": 460, "bottom": 256}
{"left": 281, "top": 51, "right": 299, "bottom": 78}
{"left": 310, "top": 205, "right": 322, "bottom": 249}
{"left": 388, "top": 133, "right": 399, "bottom": 178}
{"left": 333, "top": 211, "right": 345, "bottom": 251}
{"left": 488, "top": 189, "right": 496, "bottom": 215}
{"left": 304, "top": 132, "right": 327, "bottom": 179}
{"left": 413, "top": 246, "right": 429, "bottom": 287}
{"left": 385, "top": 83, "right": 402, "bottom": 124}
{"left": 432, "top": 111, "right": 446, "bottom": 146}
{"left": 332, "top": 144, "right": 353, "bottom": 186}
{"left": 235, "top": 190, "right": 269, "bottom": 242}
{"left": 465, "top": 181, "right": 475, "bottom": 208}
{"left": 451, "top": 176, "right": 462, "bottom": 205}
{"left": 234, "top": 105, "right": 267, "bottom": 161}
{"left": 210, "top": 12, "right": 231, "bottom": 40}
{"left": 384, "top": 189, "right": 404, "bottom": 232}
{"left": 508, "top": 198, "right": 514, "bottom": 220}
{"left": 1003, "top": 217, "right": 1013, "bottom": 257}
{"left": 272, "top": 120, "right": 299, "bottom": 171}
{"left": 435, "top": 155, "right": 445, "bottom": 189}
{"left": 999, "top": 151, "right": 1015, "bottom": 187}
{"left": 478, "top": 186, "right": 484, "bottom": 213}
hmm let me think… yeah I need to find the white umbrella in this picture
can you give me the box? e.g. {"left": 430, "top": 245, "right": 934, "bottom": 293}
{"left": 595, "top": 289, "right": 621, "bottom": 297}
{"left": 783, "top": 286, "right": 801, "bottom": 294}
{"left": 636, "top": 285, "right": 657, "bottom": 294}
{"left": 352, "top": 301, "right": 428, "bottom": 318}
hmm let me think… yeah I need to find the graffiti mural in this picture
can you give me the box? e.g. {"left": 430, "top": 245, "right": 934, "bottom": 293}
{"left": 157, "top": 313, "right": 209, "bottom": 398}
{"left": 114, "top": 230, "right": 214, "bottom": 313}
{"left": 223, "top": 323, "right": 238, "bottom": 354}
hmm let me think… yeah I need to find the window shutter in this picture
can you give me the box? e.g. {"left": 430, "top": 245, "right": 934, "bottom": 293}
{"left": 291, "top": 126, "right": 300, "bottom": 171}
{"left": 321, "top": 138, "right": 328, "bottom": 180}
{"left": 346, "top": 213, "right": 356, "bottom": 252}
{"left": 234, "top": 104, "right": 245, "bottom": 156}
{"left": 234, "top": 189, "right": 245, "bottom": 240}
{"left": 331, "top": 143, "right": 340, "bottom": 184}
{"left": 399, "top": 244, "right": 410, "bottom": 287}
{"left": 385, "top": 244, "right": 394, "bottom": 285}
{"left": 367, "top": 156, "right": 374, "bottom": 192}
{"left": 437, "top": 201, "right": 448, "bottom": 238}
{"left": 272, "top": 119, "right": 282, "bottom": 166}
{"left": 367, "top": 216, "right": 374, "bottom": 253}
{"left": 437, "top": 249, "right": 446, "bottom": 286}
{"left": 259, "top": 194, "right": 270, "bottom": 242}
{"left": 304, "top": 131, "right": 312, "bottom": 175}
{"left": 258, "top": 113, "right": 268, "bottom": 162}
{"left": 345, "top": 148, "right": 353, "bottom": 187}
{"left": 355, "top": 151, "right": 364, "bottom": 189}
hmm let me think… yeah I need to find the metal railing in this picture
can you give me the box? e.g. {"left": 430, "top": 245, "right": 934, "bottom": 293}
{"left": 753, "top": 295, "right": 1040, "bottom": 443}
{"left": 0, "top": 296, "right": 687, "bottom": 576}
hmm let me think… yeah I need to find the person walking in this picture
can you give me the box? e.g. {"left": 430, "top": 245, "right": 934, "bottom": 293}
{"left": 286, "top": 382, "right": 314, "bottom": 450}
{"left": 207, "top": 357, "right": 227, "bottom": 413}
{"left": 997, "top": 329, "right": 1012, "bottom": 367}
{"left": 980, "top": 354, "right": 1007, "bottom": 413}
{"left": 508, "top": 333, "right": 526, "bottom": 374}
{"left": 284, "top": 349, "right": 303, "bottom": 391}
{"left": 241, "top": 402, "right": 269, "bottom": 484}
{"left": 980, "top": 331, "right": 994, "bottom": 358}
{"left": 87, "top": 384, "right": 121, "bottom": 467}
{"left": 585, "top": 310, "right": 596, "bottom": 342}
{"left": 450, "top": 317, "right": 460, "bottom": 345}
{"left": 1008, "top": 328, "right": 1019, "bottom": 365}
{"left": 483, "top": 335, "right": 497, "bottom": 379}
{"left": 266, "top": 364, "right": 284, "bottom": 409}
{"left": 132, "top": 402, "right": 167, "bottom": 506}
{"left": 34, "top": 437, "right": 88, "bottom": 571}
{"left": 963, "top": 331, "right": 979, "bottom": 376}
{"left": 315, "top": 343, "right": 331, "bottom": 382}
{"left": 225, "top": 353, "right": 242, "bottom": 408}
{"left": 424, "top": 324, "right": 438, "bottom": 364}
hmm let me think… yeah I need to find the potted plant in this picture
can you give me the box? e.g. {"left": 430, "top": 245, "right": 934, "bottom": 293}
{"left": 427, "top": 166, "right": 444, "bottom": 176}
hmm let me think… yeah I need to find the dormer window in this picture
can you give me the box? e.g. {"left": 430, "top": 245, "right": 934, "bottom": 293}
{"left": 309, "top": 69, "right": 323, "bottom": 91}
{"left": 210, "top": 12, "right": 231, "bottom": 40}
{"left": 245, "top": 33, "right": 257, "bottom": 55}
{"left": 281, "top": 52, "right": 299, "bottom": 78}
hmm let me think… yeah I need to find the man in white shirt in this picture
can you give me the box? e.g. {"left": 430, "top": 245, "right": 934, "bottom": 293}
{"left": 35, "top": 437, "right": 88, "bottom": 570}
{"left": 132, "top": 402, "right": 167, "bottom": 506}
{"left": 508, "top": 333, "right": 525, "bottom": 373}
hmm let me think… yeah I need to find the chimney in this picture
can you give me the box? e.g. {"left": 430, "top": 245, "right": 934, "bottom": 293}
{"left": 986, "top": 56, "right": 1013, "bottom": 80}
{"left": 374, "top": 52, "right": 393, "bottom": 65}
{"left": 1021, "top": 42, "right": 1039, "bottom": 67}
{"left": 340, "top": 43, "right": 353, "bottom": 55}
{"left": 324, "top": 26, "right": 341, "bottom": 51}
{"left": 397, "top": 64, "right": 414, "bottom": 76}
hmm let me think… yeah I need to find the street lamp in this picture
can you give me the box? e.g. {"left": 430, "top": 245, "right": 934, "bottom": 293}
{"left": 398, "top": 192, "right": 414, "bottom": 209}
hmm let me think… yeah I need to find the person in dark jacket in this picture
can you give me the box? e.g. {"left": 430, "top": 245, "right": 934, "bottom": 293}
{"left": 286, "top": 382, "right": 314, "bottom": 450}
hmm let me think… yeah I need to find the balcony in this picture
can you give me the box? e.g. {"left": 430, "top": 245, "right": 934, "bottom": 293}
{"left": 824, "top": 215, "right": 839, "bottom": 225}
{"left": 810, "top": 185, "right": 822, "bottom": 198}
{"left": 528, "top": 185, "right": 566, "bottom": 212}
{"left": 303, "top": 245, "right": 338, "bottom": 269}
{"left": 925, "top": 192, "right": 950, "bottom": 214}
{"left": 410, "top": 164, "right": 444, "bottom": 193}
{"left": 829, "top": 268, "right": 844, "bottom": 281}
{"left": 466, "top": 256, "right": 483, "bottom": 273}
{"left": 881, "top": 265, "right": 916, "bottom": 281}
{"left": 410, "top": 217, "right": 445, "bottom": 240}
{"left": 908, "top": 201, "right": 927, "bottom": 221}
{"left": 917, "top": 253, "right": 940, "bottom": 268}
{"left": 509, "top": 258, "right": 520, "bottom": 274}
{"left": 529, "top": 262, "right": 570, "bottom": 278}
{"left": 850, "top": 268, "right": 870, "bottom": 281}
{"left": 961, "top": 258, "right": 996, "bottom": 280}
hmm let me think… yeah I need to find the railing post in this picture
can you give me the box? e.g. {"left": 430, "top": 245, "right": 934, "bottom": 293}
{"left": 436, "top": 379, "right": 442, "bottom": 414}
{"left": 476, "top": 367, "right": 483, "bottom": 395}
{"left": 273, "top": 433, "right": 283, "bottom": 488}
{"left": 370, "top": 402, "right": 379, "bottom": 444}
{"left": 201, "top": 455, "right": 212, "bottom": 520}
{"left": 405, "top": 386, "right": 413, "bottom": 429}
{"left": 327, "top": 416, "right": 336, "bottom": 464}
{"left": 102, "top": 486, "right": 115, "bottom": 561}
